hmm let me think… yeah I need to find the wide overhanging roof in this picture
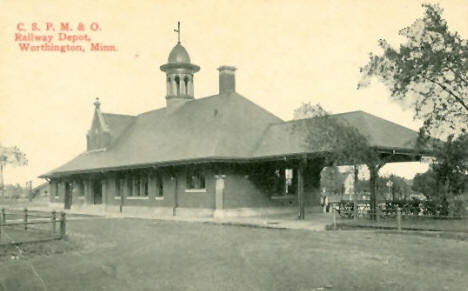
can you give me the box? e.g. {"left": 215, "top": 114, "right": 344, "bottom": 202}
{"left": 41, "top": 95, "right": 429, "bottom": 178}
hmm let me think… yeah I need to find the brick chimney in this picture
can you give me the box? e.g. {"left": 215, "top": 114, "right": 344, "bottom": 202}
{"left": 217, "top": 66, "right": 236, "bottom": 94}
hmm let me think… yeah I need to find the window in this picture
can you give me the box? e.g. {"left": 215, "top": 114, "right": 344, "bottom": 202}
{"left": 186, "top": 168, "right": 205, "bottom": 190}
{"left": 184, "top": 76, "right": 189, "bottom": 95}
{"left": 156, "top": 174, "right": 164, "bottom": 197}
{"left": 115, "top": 178, "right": 121, "bottom": 197}
{"left": 127, "top": 177, "right": 133, "bottom": 196}
{"left": 54, "top": 182, "right": 59, "bottom": 198}
{"left": 285, "top": 169, "right": 294, "bottom": 194}
{"left": 175, "top": 76, "right": 180, "bottom": 96}
{"left": 143, "top": 176, "right": 148, "bottom": 197}
{"left": 134, "top": 176, "right": 140, "bottom": 196}
{"left": 78, "top": 181, "right": 85, "bottom": 197}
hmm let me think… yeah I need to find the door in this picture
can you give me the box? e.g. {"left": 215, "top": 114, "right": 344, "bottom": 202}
{"left": 64, "top": 182, "right": 72, "bottom": 209}
{"left": 93, "top": 180, "right": 103, "bottom": 204}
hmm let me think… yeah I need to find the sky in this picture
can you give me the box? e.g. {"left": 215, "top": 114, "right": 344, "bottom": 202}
{"left": 1, "top": 0, "right": 467, "bottom": 187}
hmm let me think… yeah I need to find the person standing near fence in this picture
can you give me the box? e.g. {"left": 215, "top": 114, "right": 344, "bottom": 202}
{"left": 321, "top": 194, "right": 328, "bottom": 213}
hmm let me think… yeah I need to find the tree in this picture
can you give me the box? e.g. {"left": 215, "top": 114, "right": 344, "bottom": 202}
{"left": 359, "top": 4, "right": 468, "bottom": 135}
{"left": 293, "top": 103, "right": 385, "bottom": 218}
{"left": 0, "top": 145, "right": 28, "bottom": 199}
{"left": 413, "top": 169, "right": 438, "bottom": 200}
{"left": 321, "top": 166, "right": 345, "bottom": 195}
{"left": 431, "top": 133, "right": 468, "bottom": 197}
{"left": 413, "top": 133, "right": 468, "bottom": 215}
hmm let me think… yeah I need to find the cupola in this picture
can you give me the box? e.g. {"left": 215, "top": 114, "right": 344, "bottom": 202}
{"left": 160, "top": 22, "right": 200, "bottom": 108}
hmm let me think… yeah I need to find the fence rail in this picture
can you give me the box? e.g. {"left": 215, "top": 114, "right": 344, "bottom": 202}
{"left": 330, "top": 206, "right": 468, "bottom": 233}
{"left": 0, "top": 208, "right": 66, "bottom": 245}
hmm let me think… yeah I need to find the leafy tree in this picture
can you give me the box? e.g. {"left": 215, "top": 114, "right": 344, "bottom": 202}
{"left": 413, "top": 133, "right": 468, "bottom": 215}
{"left": 320, "top": 166, "right": 346, "bottom": 195}
{"left": 3, "top": 183, "right": 25, "bottom": 199}
{"left": 431, "top": 133, "right": 468, "bottom": 197}
{"left": 0, "top": 145, "right": 28, "bottom": 199}
{"left": 293, "top": 103, "right": 386, "bottom": 218}
{"left": 359, "top": 4, "right": 468, "bottom": 135}
{"left": 412, "top": 169, "right": 438, "bottom": 199}
{"left": 388, "top": 175, "right": 412, "bottom": 200}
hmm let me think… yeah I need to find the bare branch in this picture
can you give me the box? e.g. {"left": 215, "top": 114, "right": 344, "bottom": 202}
{"left": 424, "top": 76, "right": 468, "bottom": 112}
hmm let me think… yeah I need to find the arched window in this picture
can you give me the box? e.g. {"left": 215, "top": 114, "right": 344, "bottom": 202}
{"left": 166, "top": 77, "right": 172, "bottom": 96}
{"left": 184, "top": 76, "right": 189, "bottom": 95}
{"left": 175, "top": 76, "right": 180, "bottom": 96}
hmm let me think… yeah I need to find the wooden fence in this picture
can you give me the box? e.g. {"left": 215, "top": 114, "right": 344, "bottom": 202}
{"left": 0, "top": 208, "right": 66, "bottom": 245}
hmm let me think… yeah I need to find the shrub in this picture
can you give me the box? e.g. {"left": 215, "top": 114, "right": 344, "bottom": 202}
{"left": 450, "top": 199, "right": 467, "bottom": 218}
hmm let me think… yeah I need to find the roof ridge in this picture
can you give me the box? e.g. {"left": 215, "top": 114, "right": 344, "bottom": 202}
{"left": 137, "top": 94, "right": 224, "bottom": 116}
{"left": 104, "top": 116, "right": 138, "bottom": 151}
{"left": 274, "top": 110, "right": 365, "bottom": 126}
{"left": 357, "top": 111, "right": 418, "bottom": 133}
{"left": 249, "top": 122, "right": 276, "bottom": 156}
{"left": 101, "top": 112, "right": 135, "bottom": 118}
{"left": 231, "top": 92, "right": 283, "bottom": 122}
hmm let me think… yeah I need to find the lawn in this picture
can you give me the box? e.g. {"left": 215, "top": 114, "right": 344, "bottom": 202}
{"left": 0, "top": 218, "right": 467, "bottom": 291}
{"left": 336, "top": 215, "right": 468, "bottom": 232}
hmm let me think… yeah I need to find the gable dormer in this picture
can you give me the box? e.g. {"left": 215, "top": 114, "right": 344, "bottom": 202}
{"left": 86, "top": 98, "right": 111, "bottom": 151}
{"left": 86, "top": 98, "right": 136, "bottom": 152}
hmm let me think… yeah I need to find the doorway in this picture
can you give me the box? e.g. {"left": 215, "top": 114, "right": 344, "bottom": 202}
{"left": 93, "top": 180, "right": 103, "bottom": 204}
{"left": 64, "top": 182, "right": 73, "bottom": 209}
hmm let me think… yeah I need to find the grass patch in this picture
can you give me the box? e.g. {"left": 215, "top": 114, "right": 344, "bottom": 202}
{"left": 334, "top": 216, "right": 468, "bottom": 232}
{"left": 0, "top": 218, "right": 467, "bottom": 291}
{"left": 0, "top": 237, "right": 79, "bottom": 262}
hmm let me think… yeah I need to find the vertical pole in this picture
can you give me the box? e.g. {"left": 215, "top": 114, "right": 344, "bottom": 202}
{"left": 173, "top": 174, "right": 178, "bottom": 217}
{"left": 0, "top": 209, "right": 2, "bottom": 240}
{"left": 397, "top": 207, "right": 401, "bottom": 232}
{"left": 0, "top": 163, "right": 4, "bottom": 200}
{"left": 376, "top": 206, "right": 380, "bottom": 223}
{"left": 60, "top": 212, "right": 66, "bottom": 237}
{"left": 353, "top": 165, "right": 359, "bottom": 221}
{"left": 24, "top": 208, "right": 28, "bottom": 231}
{"left": 1, "top": 208, "right": 5, "bottom": 224}
{"left": 332, "top": 207, "right": 337, "bottom": 230}
{"left": 297, "top": 163, "right": 305, "bottom": 220}
{"left": 51, "top": 210, "right": 56, "bottom": 234}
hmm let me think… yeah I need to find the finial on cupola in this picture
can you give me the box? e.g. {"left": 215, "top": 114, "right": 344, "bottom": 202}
{"left": 94, "top": 97, "right": 101, "bottom": 109}
{"left": 174, "top": 21, "right": 181, "bottom": 43}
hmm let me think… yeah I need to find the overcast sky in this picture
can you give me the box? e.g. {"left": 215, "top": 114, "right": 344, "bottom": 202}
{"left": 1, "top": 0, "right": 467, "bottom": 186}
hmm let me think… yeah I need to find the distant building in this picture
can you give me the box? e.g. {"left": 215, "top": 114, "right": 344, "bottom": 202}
{"left": 32, "top": 182, "right": 49, "bottom": 198}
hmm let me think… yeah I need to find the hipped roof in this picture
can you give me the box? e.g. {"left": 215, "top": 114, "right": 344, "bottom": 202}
{"left": 41, "top": 93, "right": 424, "bottom": 178}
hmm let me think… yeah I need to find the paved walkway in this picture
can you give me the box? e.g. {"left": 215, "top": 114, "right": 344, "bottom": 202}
{"left": 19, "top": 206, "right": 334, "bottom": 231}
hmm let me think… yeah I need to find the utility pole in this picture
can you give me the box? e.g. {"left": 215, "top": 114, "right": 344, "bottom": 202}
{"left": 0, "top": 162, "right": 4, "bottom": 200}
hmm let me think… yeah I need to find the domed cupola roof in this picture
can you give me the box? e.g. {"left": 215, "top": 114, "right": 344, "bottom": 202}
{"left": 168, "top": 42, "right": 191, "bottom": 64}
{"left": 160, "top": 42, "right": 200, "bottom": 73}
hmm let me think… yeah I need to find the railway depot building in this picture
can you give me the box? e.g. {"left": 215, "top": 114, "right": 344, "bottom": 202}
{"left": 40, "top": 38, "right": 422, "bottom": 218}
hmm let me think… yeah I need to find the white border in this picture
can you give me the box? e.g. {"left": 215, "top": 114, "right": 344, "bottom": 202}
{"left": 185, "top": 188, "right": 206, "bottom": 193}
{"left": 126, "top": 196, "right": 149, "bottom": 200}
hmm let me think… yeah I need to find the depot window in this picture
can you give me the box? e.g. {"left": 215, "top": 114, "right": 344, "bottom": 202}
{"left": 186, "top": 168, "right": 205, "bottom": 190}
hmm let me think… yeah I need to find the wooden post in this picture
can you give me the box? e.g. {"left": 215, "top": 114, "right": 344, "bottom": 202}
{"left": 332, "top": 207, "right": 337, "bottom": 230}
{"left": 0, "top": 209, "right": 2, "bottom": 240}
{"left": 173, "top": 174, "right": 178, "bottom": 217}
{"left": 397, "top": 207, "right": 401, "bottom": 232}
{"left": 353, "top": 166, "right": 359, "bottom": 220}
{"left": 376, "top": 206, "right": 380, "bottom": 223}
{"left": 297, "top": 163, "right": 305, "bottom": 220}
{"left": 24, "top": 208, "right": 28, "bottom": 231}
{"left": 51, "top": 210, "right": 57, "bottom": 233}
{"left": 60, "top": 212, "right": 66, "bottom": 237}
